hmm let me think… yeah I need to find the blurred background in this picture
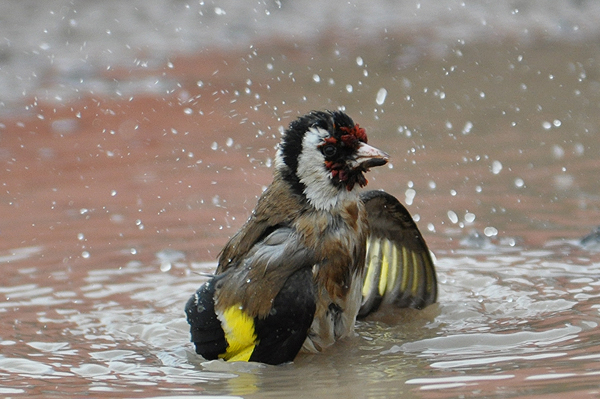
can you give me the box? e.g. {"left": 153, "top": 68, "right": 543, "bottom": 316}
{"left": 1, "top": 1, "right": 600, "bottom": 398}
{"left": 2, "top": 1, "right": 600, "bottom": 115}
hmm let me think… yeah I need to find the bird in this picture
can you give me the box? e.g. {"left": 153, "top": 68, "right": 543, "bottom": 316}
{"left": 185, "top": 110, "right": 437, "bottom": 365}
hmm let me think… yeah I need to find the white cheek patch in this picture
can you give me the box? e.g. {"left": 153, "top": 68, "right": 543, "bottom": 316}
{"left": 296, "top": 128, "right": 358, "bottom": 211}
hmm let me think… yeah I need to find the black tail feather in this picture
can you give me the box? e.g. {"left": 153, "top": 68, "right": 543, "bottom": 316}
{"left": 185, "top": 278, "right": 227, "bottom": 360}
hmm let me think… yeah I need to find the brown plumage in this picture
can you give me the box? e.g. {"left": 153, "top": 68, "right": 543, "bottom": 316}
{"left": 215, "top": 170, "right": 368, "bottom": 329}
{"left": 185, "top": 110, "right": 437, "bottom": 364}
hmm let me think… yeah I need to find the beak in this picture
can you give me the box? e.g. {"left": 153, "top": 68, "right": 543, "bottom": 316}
{"left": 353, "top": 142, "right": 389, "bottom": 170}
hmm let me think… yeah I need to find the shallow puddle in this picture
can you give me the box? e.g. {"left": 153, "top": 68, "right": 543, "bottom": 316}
{"left": 2, "top": 2, "right": 600, "bottom": 398}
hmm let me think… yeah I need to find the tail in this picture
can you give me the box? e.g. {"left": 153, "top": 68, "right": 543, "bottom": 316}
{"left": 185, "top": 268, "right": 316, "bottom": 365}
{"left": 185, "top": 277, "right": 227, "bottom": 360}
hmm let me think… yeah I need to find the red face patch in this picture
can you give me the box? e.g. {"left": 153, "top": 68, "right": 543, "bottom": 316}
{"left": 339, "top": 124, "right": 367, "bottom": 148}
{"left": 320, "top": 123, "right": 370, "bottom": 191}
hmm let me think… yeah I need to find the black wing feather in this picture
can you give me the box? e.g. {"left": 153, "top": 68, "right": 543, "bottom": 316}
{"left": 251, "top": 267, "right": 316, "bottom": 364}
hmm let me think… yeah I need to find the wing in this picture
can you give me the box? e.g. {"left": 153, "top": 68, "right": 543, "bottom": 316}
{"left": 358, "top": 190, "right": 437, "bottom": 317}
{"left": 185, "top": 227, "right": 317, "bottom": 365}
{"left": 217, "top": 178, "right": 307, "bottom": 274}
{"left": 251, "top": 267, "right": 316, "bottom": 364}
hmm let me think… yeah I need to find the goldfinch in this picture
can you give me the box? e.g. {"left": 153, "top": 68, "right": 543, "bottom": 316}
{"left": 185, "top": 110, "right": 437, "bottom": 365}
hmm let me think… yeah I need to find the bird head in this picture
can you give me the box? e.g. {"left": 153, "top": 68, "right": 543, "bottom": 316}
{"left": 276, "top": 110, "right": 389, "bottom": 210}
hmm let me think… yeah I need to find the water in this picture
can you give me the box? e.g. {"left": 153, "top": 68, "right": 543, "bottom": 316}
{"left": 2, "top": 1, "right": 600, "bottom": 397}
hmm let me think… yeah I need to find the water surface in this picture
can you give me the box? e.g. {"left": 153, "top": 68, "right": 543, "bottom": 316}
{"left": 2, "top": 2, "right": 600, "bottom": 398}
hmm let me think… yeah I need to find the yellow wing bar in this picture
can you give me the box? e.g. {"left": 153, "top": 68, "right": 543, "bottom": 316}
{"left": 359, "top": 190, "right": 437, "bottom": 317}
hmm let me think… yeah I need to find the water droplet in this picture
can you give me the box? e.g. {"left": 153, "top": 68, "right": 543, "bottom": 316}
{"left": 553, "top": 174, "right": 574, "bottom": 190}
{"left": 552, "top": 145, "right": 565, "bottom": 159}
{"left": 491, "top": 160, "right": 503, "bottom": 174}
{"left": 484, "top": 227, "right": 498, "bottom": 237}
{"left": 160, "top": 262, "right": 172, "bottom": 272}
{"left": 81, "top": 251, "right": 90, "bottom": 259}
{"left": 376, "top": 88, "right": 387, "bottom": 105}
{"left": 465, "top": 212, "right": 476, "bottom": 223}
{"left": 312, "top": 74, "right": 321, "bottom": 83}
{"left": 211, "top": 142, "right": 218, "bottom": 150}
{"left": 405, "top": 188, "right": 416, "bottom": 205}
{"left": 226, "top": 138, "right": 234, "bottom": 147}
{"left": 542, "top": 121, "right": 552, "bottom": 130}
{"left": 111, "top": 190, "right": 117, "bottom": 197}
{"left": 356, "top": 57, "right": 364, "bottom": 66}
{"left": 110, "top": 214, "right": 124, "bottom": 223}
{"left": 77, "top": 233, "right": 85, "bottom": 241}
{"left": 51, "top": 119, "right": 78, "bottom": 135}
{"left": 462, "top": 121, "right": 473, "bottom": 134}
{"left": 514, "top": 178, "right": 525, "bottom": 188}
{"left": 447, "top": 211, "right": 459, "bottom": 224}
{"left": 184, "top": 108, "right": 193, "bottom": 115}
{"left": 346, "top": 84, "right": 353, "bottom": 93}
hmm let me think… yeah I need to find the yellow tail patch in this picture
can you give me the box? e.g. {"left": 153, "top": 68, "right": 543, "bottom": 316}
{"left": 219, "top": 305, "right": 257, "bottom": 362}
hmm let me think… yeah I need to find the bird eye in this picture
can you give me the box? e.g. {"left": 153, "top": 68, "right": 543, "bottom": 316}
{"left": 321, "top": 144, "right": 337, "bottom": 157}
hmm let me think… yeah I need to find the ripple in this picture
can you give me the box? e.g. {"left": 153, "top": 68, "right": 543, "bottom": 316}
{"left": 0, "top": 246, "right": 43, "bottom": 263}
{"left": 399, "top": 325, "right": 581, "bottom": 356}
{"left": 70, "top": 363, "right": 111, "bottom": 377}
{"left": 429, "top": 352, "right": 568, "bottom": 369}
{"left": 406, "top": 374, "right": 515, "bottom": 390}
{"left": 0, "top": 357, "right": 54, "bottom": 375}
{"left": 27, "top": 342, "right": 71, "bottom": 353}
{"left": 90, "top": 350, "right": 137, "bottom": 361}
{"left": 0, "top": 387, "right": 26, "bottom": 394}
